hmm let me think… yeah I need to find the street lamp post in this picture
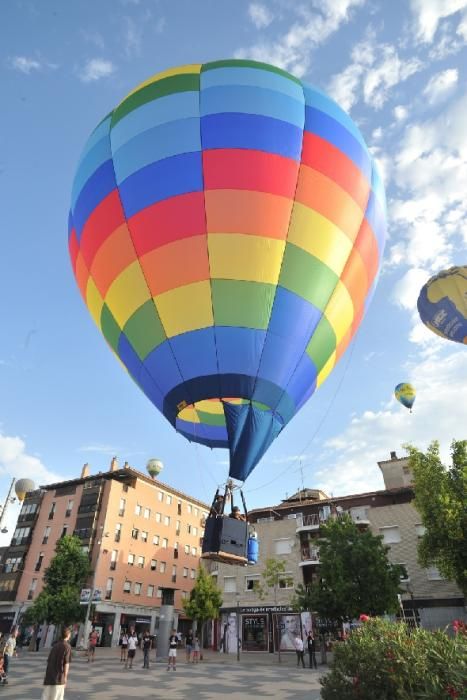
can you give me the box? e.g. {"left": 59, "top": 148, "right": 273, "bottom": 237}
{"left": 236, "top": 593, "right": 241, "bottom": 662}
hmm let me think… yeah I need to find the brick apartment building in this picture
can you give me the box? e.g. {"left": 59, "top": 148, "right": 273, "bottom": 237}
{"left": 210, "top": 451, "right": 465, "bottom": 654}
{"left": 0, "top": 459, "right": 210, "bottom": 646}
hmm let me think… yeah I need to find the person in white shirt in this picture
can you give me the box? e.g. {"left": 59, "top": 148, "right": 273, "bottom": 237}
{"left": 294, "top": 635, "right": 305, "bottom": 668}
{"left": 125, "top": 630, "right": 138, "bottom": 669}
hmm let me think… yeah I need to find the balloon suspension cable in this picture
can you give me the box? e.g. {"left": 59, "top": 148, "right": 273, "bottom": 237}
{"left": 191, "top": 420, "right": 220, "bottom": 502}
{"left": 244, "top": 333, "right": 359, "bottom": 494}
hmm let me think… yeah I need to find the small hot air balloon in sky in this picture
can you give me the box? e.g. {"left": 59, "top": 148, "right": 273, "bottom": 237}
{"left": 146, "top": 458, "right": 163, "bottom": 479}
{"left": 15, "top": 478, "right": 35, "bottom": 502}
{"left": 68, "top": 59, "right": 386, "bottom": 483}
{"left": 417, "top": 266, "right": 467, "bottom": 345}
{"left": 394, "top": 383, "right": 416, "bottom": 412}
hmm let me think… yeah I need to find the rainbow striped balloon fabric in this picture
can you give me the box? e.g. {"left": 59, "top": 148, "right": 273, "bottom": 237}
{"left": 69, "top": 60, "right": 386, "bottom": 481}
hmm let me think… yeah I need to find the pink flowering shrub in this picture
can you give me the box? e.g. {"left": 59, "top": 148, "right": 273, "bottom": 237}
{"left": 320, "top": 617, "right": 467, "bottom": 699}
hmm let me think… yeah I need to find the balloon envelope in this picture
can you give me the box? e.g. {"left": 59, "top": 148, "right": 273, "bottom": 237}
{"left": 394, "top": 383, "right": 416, "bottom": 411}
{"left": 417, "top": 266, "right": 467, "bottom": 344}
{"left": 147, "top": 459, "right": 163, "bottom": 479}
{"left": 68, "top": 59, "right": 386, "bottom": 481}
{"left": 15, "top": 478, "right": 35, "bottom": 502}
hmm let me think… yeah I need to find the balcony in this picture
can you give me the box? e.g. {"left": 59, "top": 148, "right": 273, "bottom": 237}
{"left": 299, "top": 546, "right": 320, "bottom": 567}
{"left": 296, "top": 514, "right": 322, "bottom": 533}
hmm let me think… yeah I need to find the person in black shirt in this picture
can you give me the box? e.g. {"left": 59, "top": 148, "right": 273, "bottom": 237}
{"left": 306, "top": 631, "right": 317, "bottom": 669}
{"left": 141, "top": 631, "right": 151, "bottom": 669}
{"left": 41, "top": 627, "right": 72, "bottom": 700}
{"left": 167, "top": 630, "right": 178, "bottom": 671}
{"left": 185, "top": 630, "right": 194, "bottom": 663}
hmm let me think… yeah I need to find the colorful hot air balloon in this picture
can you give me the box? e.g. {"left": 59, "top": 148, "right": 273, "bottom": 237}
{"left": 15, "top": 478, "right": 35, "bottom": 502}
{"left": 147, "top": 458, "right": 163, "bottom": 479}
{"left": 394, "top": 383, "right": 416, "bottom": 412}
{"left": 417, "top": 266, "right": 467, "bottom": 345}
{"left": 68, "top": 59, "right": 386, "bottom": 482}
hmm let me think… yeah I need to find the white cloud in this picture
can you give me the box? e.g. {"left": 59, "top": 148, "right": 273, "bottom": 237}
{"left": 248, "top": 2, "right": 274, "bottom": 28}
{"left": 410, "top": 0, "right": 467, "bottom": 43}
{"left": 393, "top": 105, "right": 408, "bottom": 121}
{"left": 312, "top": 349, "right": 467, "bottom": 496}
{"left": 78, "top": 444, "right": 119, "bottom": 455}
{"left": 329, "top": 38, "right": 422, "bottom": 111}
{"left": 122, "top": 16, "right": 143, "bottom": 57}
{"left": 235, "top": 0, "right": 365, "bottom": 78}
{"left": 79, "top": 58, "right": 115, "bottom": 83}
{"left": 9, "top": 56, "right": 41, "bottom": 74}
{"left": 391, "top": 267, "right": 429, "bottom": 312}
{"left": 423, "top": 68, "right": 458, "bottom": 105}
{"left": 0, "top": 433, "right": 62, "bottom": 546}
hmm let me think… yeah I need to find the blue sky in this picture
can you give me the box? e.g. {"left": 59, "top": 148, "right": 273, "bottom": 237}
{"left": 1, "top": 0, "right": 466, "bottom": 542}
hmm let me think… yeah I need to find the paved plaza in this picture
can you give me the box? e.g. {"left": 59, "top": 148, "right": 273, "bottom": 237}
{"left": 2, "top": 647, "right": 324, "bottom": 699}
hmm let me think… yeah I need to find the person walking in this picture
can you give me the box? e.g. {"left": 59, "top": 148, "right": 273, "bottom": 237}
{"left": 2, "top": 627, "right": 19, "bottom": 683}
{"left": 306, "top": 631, "right": 318, "bottom": 669}
{"left": 41, "top": 626, "right": 72, "bottom": 700}
{"left": 87, "top": 628, "right": 98, "bottom": 662}
{"left": 185, "top": 629, "right": 193, "bottom": 663}
{"left": 141, "top": 631, "right": 151, "bottom": 669}
{"left": 125, "top": 629, "right": 138, "bottom": 669}
{"left": 167, "top": 630, "right": 178, "bottom": 671}
{"left": 36, "top": 625, "right": 43, "bottom": 652}
{"left": 119, "top": 631, "right": 129, "bottom": 663}
{"left": 192, "top": 636, "right": 200, "bottom": 664}
{"left": 294, "top": 634, "right": 305, "bottom": 668}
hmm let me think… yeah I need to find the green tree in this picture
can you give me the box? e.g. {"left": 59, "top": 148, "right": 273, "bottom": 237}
{"left": 308, "top": 515, "right": 401, "bottom": 623}
{"left": 24, "top": 535, "right": 92, "bottom": 627}
{"left": 254, "top": 558, "right": 294, "bottom": 662}
{"left": 408, "top": 439, "right": 467, "bottom": 595}
{"left": 182, "top": 564, "right": 223, "bottom": 655}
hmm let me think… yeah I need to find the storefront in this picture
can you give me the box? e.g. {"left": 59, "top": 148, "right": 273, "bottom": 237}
{"left": 218, "top": 605, "right": 313, "bottom": 654}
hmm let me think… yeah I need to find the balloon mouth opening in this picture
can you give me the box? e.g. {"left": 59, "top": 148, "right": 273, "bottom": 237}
{"left": 176, "top": 397, "right": 271, "bottom": 439}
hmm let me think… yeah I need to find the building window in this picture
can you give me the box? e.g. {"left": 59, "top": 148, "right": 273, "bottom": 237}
{"left": 61, "top": 525, "right": 68, "bottom": 539}
{"left": 184, "top": 545, "right": 190, "bottom": 554}
{"left": 279, "top": 574, "right": 293, "bottom": 589}
{"left": 110, "top": 550, "right": 118, "bottom": 570}
{"left": 155, "top": 512, "right": 161, "bottom": 523}
{"left": 134, "top": 582, "right": 142, "bottom": 595}
{"left": 35, "top": 553, "right": 44, "bottom": 572}
{"left": 160, "top": 562, "right": 166, "bottom": 573}
{"left": 181, "top": 590, "right": 188, "bottom": 600}
{"left": 48, "top": 502, "right": 56, "bottom": 520}
{"left": 42, "top": 526, "right": 51, "bottom": 545}
{"left": 157, "top": 588, "right": 163, "bottom": 598}
{"left": 147, "top": 584, "right": 154, "bottom": 597}
{"left": 4, "top": 557, "right": 22, "bottom": 573}
{"left": 114, "top": 523, "right": 122, "bottom": 542}
{"left": 166, "top": 494, "right": 172, "bottom": 505}
{"left": 105, "top": 578, "right": 113, "bottom": 600}
{"left": 164, "top": 515, "right": 170, "bottom": 526}
{"left": 119, "top": 498, "right": 126, "bottom": 517}
{"left": 183, "top": 567, "right": 188, "bottom": 578}
{"left": 65, "top": 500, "right": 74, "bottom": 517}
{"left": 141, "top": 531, "right": 148, "bottom": 543}
{"left": 131, "top": 528, "right": 139, "bottom": 540}
{"left": 379, "top": 526, "right": 401, "bottom": 544}
{"left": 157, "top": 491, "right": 163, "bottom": 502}
{"left": 224, "top": 576, "right": 236, "bottom": 593}
{"left": 128, "top": 554, "right": 135, "bottom": 566}
{"left": 191, "top": 547, "right": 196, "bottom": 556}
{"left": 187, "top": 524, "right": 192, "bottom": 534}
{"left": 274, "top": 538, "right": 293, "bottom": 555}
{"left": 123, "top": 580, "right": 131, "bottom": 593}
{"left": 415, "top": 524, "right": 426, "bottom": 538}
{"left": 153, "top": 535, "right": 160, "bottom": 545}
{"left": 177, "top": 502, "right": 182, "bottom": 515}
{"left": 137, "top": 556, "right": 145, "bottom": 568}
{"left": 194, "top": 507, "right": 199, "bottom": 517}
{"left": 397, "top": 564, "right": 410, "bottom": 582}
{"left": 27, "top": 578, "right": 37, "bottom": 600}
{"left": 151, "top": 559, "right": 157, "bottom": 571}
{"left": 187, "top": 504, "right": 192, "bottom": 514}
{"left": 193, "top": 526, "right": 197, "bottom": 536}
{"left": 176, "top": 521, "right": 181, "bottom": 535}
{"left": 143, "top": 507, "right": 150, "bottom": 519}
{"left": 135, "top": 504, "right": 142, "bottom": 516}
{"left": 245, "top": 575, "right": 260, "bottom": 591}
{"left": 190, "top": 569, "right": 195, "bottom": 579}
{"left": 172, "top": 565, "right": 177, "bottom": 582}
{"left": 426, "top": 566, "right": 444, "bottom": 581}
{"left": 162, "top": 538, "right": 168, "bottom": 549}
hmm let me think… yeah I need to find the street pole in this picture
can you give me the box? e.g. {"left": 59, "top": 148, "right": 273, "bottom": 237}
{"left": 236, "top": 594, "right": 240, "bottom": 662}
{"left": 0, "top": 478, "right": 16, "bottom": 531}
{"left": 84, "top": 527, "right": 108, "bottom": 644}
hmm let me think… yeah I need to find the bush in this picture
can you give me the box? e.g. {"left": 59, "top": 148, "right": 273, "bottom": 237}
{"left": 320, "top": 617, "right": 467, "bottom": 699}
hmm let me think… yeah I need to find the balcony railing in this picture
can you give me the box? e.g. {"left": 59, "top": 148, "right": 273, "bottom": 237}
{"left": 300, "top": 546, "right": 320, "bottom": 565}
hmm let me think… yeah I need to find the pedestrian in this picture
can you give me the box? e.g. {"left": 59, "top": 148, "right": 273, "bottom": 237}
{"left": 87, "top": 628, "right": 98, "bottom": 662}
{"left": 125, "top": 629, "right": 138, "bottom": 669}
{"left": 294, "top": 634, "right": 305, "bottom": 668}
{"left": 119, "top": 631, "right": 129, "bottom": 663}
{"left": 167, "top": 629, "right": 178, "bottom": 671}
{"left": 41, "top": 626, "right": 72, "bottom": 700}
{"left": 141, "top": 630, "right": 151, "bottom": 669}
{"left": 185, "top": 629, "right": 193, "bottom": 663}
{"left": 2, "top": 626, "right": 19, "bottom": 683}
{"left": 192, "top": 636, "right": 200, "bottom": 664}
{"left": 306, "top": 631, "right": 317, "bottom": 669}
{"left": 36, "top": 624, "right": 43, "bottom": 652}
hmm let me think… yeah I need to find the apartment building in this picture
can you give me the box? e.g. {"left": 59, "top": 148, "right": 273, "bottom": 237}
{"left": 211, "top": 451, "right": 465, "bottom": 653}
{"left": 0, "top": 459, "right": 210, "bottom": 644}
